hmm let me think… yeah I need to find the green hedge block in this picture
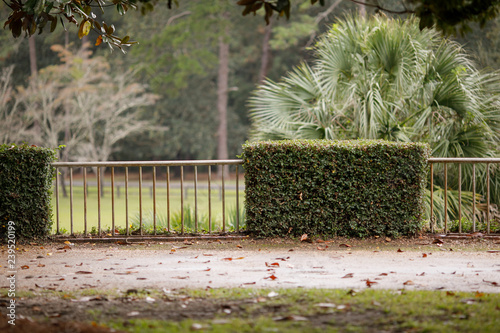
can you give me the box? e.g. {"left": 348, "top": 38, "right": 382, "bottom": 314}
{"left": 241, "top": 140, "right": 430, "bottom": 238}
{"left": 0, "top": 144, "right": 57, "bottom": 241}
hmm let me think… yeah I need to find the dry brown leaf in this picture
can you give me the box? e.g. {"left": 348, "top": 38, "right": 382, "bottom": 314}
{"left": 264, "top": 274, "right": 278, "bottom": 280}
{"left": 342, "top": 273, "right": 354, "bottom": 278}
{"left": 397, "top": 249, "right": 404, "bottom": 253}
{"left": 483, "top": 279, "right": 500, "bottom": 287}
{"left": 113, "top": 271, "right": 138, "bottom": 275}
{"left": 21, "top": 265, "right": 29, "bottom": 269}
{"left": 403, "top": 280, "right": 414, "bottom": 285}
{"left": 379, "top": 273, "right": 388, "bottom": 276}
{"left": 317, "top": 246, "right": 327, "bottom": 251}
{"left": 75, "top": 271, "right": 93, "bottom": 274}
{"left": 266, "top": 262, "right": 280, "bottom": 267}
{"left": 339, "top": 243, "right": 351, "bottom": 248}
{"left": 433, "top": 238, "right": 444, "bottom": 244}
{"left": 422, "top": 253, "right": 428, "bottom": 258}
{"left": 365, "top": 279, "right": 378, "bottom": 288}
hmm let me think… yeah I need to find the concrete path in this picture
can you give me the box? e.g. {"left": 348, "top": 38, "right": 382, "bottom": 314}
{"left": 4, "top": 239, "right": 500, "bottom": 294}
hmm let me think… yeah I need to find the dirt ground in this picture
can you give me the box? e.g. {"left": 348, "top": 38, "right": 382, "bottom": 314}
{"left": 1, "top": 234, "right": 499, "bottom": 332}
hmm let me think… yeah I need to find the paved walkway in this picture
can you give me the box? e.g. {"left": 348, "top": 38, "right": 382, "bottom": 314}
{"left": 5, "top": 240, "right": 500, "bottom": 293}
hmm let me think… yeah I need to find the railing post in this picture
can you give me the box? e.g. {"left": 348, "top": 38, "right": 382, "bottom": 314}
{"left": 208, "top": 165, "right": 212, "bottom": 233}
{"left": 153, "top": 166, "right": 157, "bottom": 235}
{"left": 125, "top": 167, "right": 129, "bottom": 236}
{"left": 70, "top": 168, "right": 74, "bottom": 235}
{"left": 430, "top": 163, "right": 433, "bottom": 233}
{"left": 97, "top": 166, "right": 101, "bottom": 236}
{"left": 111, "top": 167, "right": 115, "bottom": 236}
{"left": 487, "top": 163, "right": 490, "bottom": 234}
{"left": 458, "top": 164, "right": 462, "bottom": 234}
{"left": 55, "top": 168, "right": 59, "bottom": 234}
{"left": 444, "top": 163, "right": 448, "bottom": 233}
{"left": 472, "top": 164, "right": 476, "bottom": 232}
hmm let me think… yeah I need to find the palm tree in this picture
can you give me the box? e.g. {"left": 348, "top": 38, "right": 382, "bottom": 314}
{"left": 249, "top": 14, "right": 500, "bottom": 229}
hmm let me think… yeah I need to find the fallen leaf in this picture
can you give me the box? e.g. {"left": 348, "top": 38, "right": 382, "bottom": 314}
{"left": 243, "top": 282, "right": 256, "bottom": 285}
{"left": 264, "top": 274, "right": 278, "bottom": 280}
{"left": 236, "top": 244, "right": 243, "bottom": 248}
{"left": 487, "top": 250, "right": 500, "bottom": 253}
{"left": 37, "top": 264, "right": 45, "bottom": 267}
{"left": 403, "top": 280, "right": 414, "bottom": 285}
{"left": 385, "top": 237, "right": 392, "bottom": 242}
{"left": 418, "top": 272, "right": 426, "bottom": 276}
{"left": 300, "top": 234, "right": 312, "bottom": 243}
{"left": 190, "top": 323, "right": 204, "bottom": 331}
{"left": 137, "top": 277, "right": 147, "bottom": 280}
{"left": 316, "top": 303, "right": 337, "bottom": 308}
{"left": 422, "top": 253, "right": 428, "bottom": 258}
{"left": 273, "top": 315, "right": 308, "bottom": 322}
{"left": 433, "top": 238, "right": 444, "bottom": 244}
{"left": 339, "top": 243, "right": 351, "bottom": 248}
{"left": 113, "top": 271, "right": 138, "bottom": 275}
{"left": 397, "top": 249, "right": 404, "bottom": 253}
{"left": 317, "top": 246, "right": 328, "bottom": 251}
{"left": 379, "top": 273, "right": 388, "bottom": 276}
{"left": 446, "top": 291, "right": 456, "bottom": 296}
{"left": 365, "top": 279, "right": 378, "bottom": 288}
{"left": 75, "top": 271, "right": 93, "bottom": 274}
{"left": 342, "top": 273, "right": 354, "bottom": 278}
{"left": 21, "top": 265, "right": 29, "bottom": 269}
{"left": 127, "top": 311, "right": 140, "bottom": 317}
{"left": 173, "top": 276, "right": 189, "bottom": 279}
{"left": 483, "top": 280, "right": 500, "bottom": 287}
{"left": 316, "top": 239, "right": 325, "bottom": 243}
{"left": 266, "top": 262, "right": 280, "bottom": 267}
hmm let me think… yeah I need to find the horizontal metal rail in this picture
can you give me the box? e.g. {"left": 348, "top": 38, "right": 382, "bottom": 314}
{"left": 428, "top": 158, "right": 499, "bottom": 235}
{"left": 52, "top": 160, "right": 243, "bottom": 168}
{"left": 53, "top": 160, "right": 244, "bottom": 237}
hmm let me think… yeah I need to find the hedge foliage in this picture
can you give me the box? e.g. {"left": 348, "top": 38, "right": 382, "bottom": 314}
{"left": 241, "top": 140, "right": 430, "bottom": 238}
{"left": 0, "top": 144, "right": 58, "bottom": 241}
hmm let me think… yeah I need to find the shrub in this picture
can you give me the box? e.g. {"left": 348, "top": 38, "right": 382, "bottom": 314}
{"left": 0, "top": 143, "right": 58, "bottom": 241}
{"left": 241, "top": 139, "right": 430, "bottom": 238}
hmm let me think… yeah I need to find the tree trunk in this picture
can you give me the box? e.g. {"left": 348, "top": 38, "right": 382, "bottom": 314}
{"left": 29, "top": 36, "right": 37, "bottom": 78}
{"left": 358, "top": 3, "right": 366, "bottom": 17}
{"left": 258, "top": 19, "right": 273, "bottom": 84}
{"left": 217, "top": 34, "right": 229, "bottom": 179}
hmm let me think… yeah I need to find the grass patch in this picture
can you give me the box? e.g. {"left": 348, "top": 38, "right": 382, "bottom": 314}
{"left": 5, "top": 288, "right": 499, "bottom": 332}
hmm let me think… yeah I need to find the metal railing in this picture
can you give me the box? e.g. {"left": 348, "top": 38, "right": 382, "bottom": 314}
{"left": 52, "top": 160, "right": 244, "bottom": 237}
{"left": 53, "top": 157, "right": 498, "bottom": 237}
{"left": 428, "top": 158, "right": 500, "bottom": 234}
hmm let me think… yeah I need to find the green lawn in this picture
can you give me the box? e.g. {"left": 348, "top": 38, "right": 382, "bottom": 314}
{"left": 52, "top": 180, "right": 245, "bottom": 235}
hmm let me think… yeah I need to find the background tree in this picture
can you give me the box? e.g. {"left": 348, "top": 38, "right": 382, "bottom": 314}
{"left": 3, "top": 0, "right": 500, "bottom": 53}
{"left": 249, "top": 14, "right": 500, "bottom": 225}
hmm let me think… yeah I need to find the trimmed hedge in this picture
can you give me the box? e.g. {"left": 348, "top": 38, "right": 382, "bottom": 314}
{"left": 241, "top": 140, "right": 430, "bottom": 238}
{"left": 0, "top": 144, "right": 57, "bottom": 241}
